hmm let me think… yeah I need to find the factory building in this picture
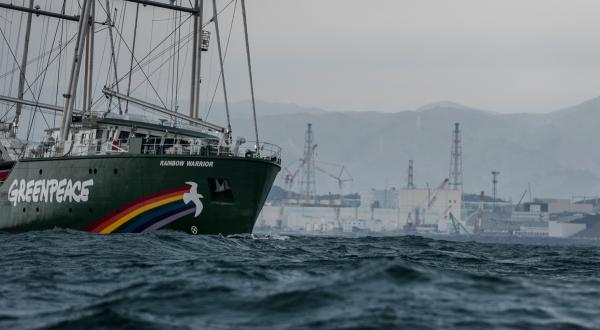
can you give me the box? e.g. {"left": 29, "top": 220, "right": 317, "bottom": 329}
{"left": 399, "top": 186, "right": 462, "bottom": 224}
{"left": 364, "top": 188, "right": 399, "bottom": 209}
{"left": 535, "top": 198, "right": 593, "bottom": 215}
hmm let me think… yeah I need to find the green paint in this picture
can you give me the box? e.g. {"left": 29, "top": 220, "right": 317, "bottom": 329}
{"left": 0, "top": 154, "right": 280, "bottom": 235}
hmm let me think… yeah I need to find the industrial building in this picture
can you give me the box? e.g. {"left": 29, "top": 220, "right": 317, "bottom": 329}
{"left": 364, "top": 188, "right": 399, "bottom": 209}
{"left": 258, "top": 121, "right": 600, "bottom": 239}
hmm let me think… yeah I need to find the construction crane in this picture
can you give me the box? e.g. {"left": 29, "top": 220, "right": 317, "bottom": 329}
{"left": 282, "top": 159, "right": 306, "bottom": 193}
{"left": 449, "top": 212, "right": 471, "bottom": 235}
{"left": 428, "top": 178, "right": 450, "bottom": 208}
{"left": 316, "top": 165, "right": 353, "bottom": 190}
{"left": 514, "top": 189, "right": 528, "bottom": 211}
{"left": 404, "top": 178, "right": 450, "bottom": 230}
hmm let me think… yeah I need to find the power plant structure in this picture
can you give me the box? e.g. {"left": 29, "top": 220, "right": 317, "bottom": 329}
{"left": 449, "top": 123, "right": 463, "bottom": 191}
{"left": 400, "top": 123, "right": 465, "bottom": 233}
{"left": 280, "top": 123, "right": 353, "bottom": 207}
{"left": 407, "top": 160, "right": 415, "bottom": 189}
{"left": 299, "top": 123, "right": 317, "bottom": 204}
{"left": 259, "top": 120, "right": 598, "bottom": 238}
{"left": 492, "top": 171, "right": 500, "bottom": 210}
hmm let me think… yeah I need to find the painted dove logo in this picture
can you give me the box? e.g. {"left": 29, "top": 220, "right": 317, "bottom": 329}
{"left": 183, "top": 182, "right": 204, "bottom": 217}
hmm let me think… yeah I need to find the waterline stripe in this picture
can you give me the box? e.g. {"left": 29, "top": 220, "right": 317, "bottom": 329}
{"left": 142, "top": 208, "right": 196, "bottom": 233}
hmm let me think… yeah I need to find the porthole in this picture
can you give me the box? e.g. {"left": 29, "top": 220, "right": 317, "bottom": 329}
{"left": 114, "top": 168, "right": 118, "bottom": 174}
{"left": 22, "top": 208, "right": 25, "bottom": 213}
{"left": 89, "top": 208, "right": 93, "bottom": 213}
{"left": 88, "top": 169, "right": 92, "bottom": 174}
{"left": 38, "top": 169, "right": 42, "bottom": 175}
{"left": 93, "top": 169, "right": 97, "bottom": 174}
{"left": 36, "top": 207, "right": 39, "bottom": 213}
{"left": 68, "top": 208, "right": 73, "bottom": 213}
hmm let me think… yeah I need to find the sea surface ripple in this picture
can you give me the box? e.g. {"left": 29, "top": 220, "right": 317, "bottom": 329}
{"left": 1, "top": 230, "right": 599, "bottom": 330}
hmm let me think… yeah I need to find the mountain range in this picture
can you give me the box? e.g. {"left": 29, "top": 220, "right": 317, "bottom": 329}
{"left": 208, "top": 97, "right": 600, "bottom": 201}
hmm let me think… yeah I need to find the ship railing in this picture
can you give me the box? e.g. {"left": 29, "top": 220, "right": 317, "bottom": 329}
{"left": 236, "top": 141, "right": 282, "bottom": 164}
{"left": 20, "top": 138, "right": 281, "bottom": 165}
{"left": 21, "top": 138, "right": 131, "bottom": 159}
{"left": 139, "top": 139, "right": 282, "bottom": 164}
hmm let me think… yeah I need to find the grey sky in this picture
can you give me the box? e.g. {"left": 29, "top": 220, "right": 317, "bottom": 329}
{"left": 239, "top": 0, "right": 600, "bottom": 113}
{"left": 2, "top": 1, "right": 598, "bottom": 116}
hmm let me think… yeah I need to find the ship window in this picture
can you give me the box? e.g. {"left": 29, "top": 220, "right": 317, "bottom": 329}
{"left": 118, "top": 131, "right": 130, "bottom": 140}
{"left": 208, "top": 178, "right": 234, "bottom": 203}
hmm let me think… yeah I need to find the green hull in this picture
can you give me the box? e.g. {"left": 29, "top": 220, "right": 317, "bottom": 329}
{"left": 0, "top": 155, "right": 279, "bottom": 235}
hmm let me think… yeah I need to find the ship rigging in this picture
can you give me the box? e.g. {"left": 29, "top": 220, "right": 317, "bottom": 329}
{"left": 0, "top": 0, "right": 281, "bottom": 235}
{"left": 0, "top": 0, "right": 261, "bottom": 155}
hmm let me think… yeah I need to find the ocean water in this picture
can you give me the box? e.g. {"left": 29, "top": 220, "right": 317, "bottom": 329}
{"left": 1, "top": 231, "right": 599, "bottom": 330}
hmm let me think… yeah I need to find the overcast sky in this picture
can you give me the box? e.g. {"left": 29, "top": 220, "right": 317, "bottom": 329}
{"left": 2, "top": 0, "right": 599, "bottom": 115}
{"left": 238, "top": 0, "right": 600, "bottom": 113}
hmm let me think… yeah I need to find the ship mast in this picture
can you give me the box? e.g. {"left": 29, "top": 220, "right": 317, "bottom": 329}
{"left": 190, "top": 0, "right": 204, "bottom": 119}
{"left": 11, "top": 0, "right": 34, "bottom": 138}
{"left": 83, "top": 0, "right": 96, "bottom": 114}
{"left": 0, "top": 0, "right": 260, "bottom": 147}
{"left": 60, "top": 0, "right": 93, "bottom": 143}
{"left": 241, "top": 0, "right": 259, "bottom": 148}
{"left": 212, "top": 0, "right": 232, "bottom": 142}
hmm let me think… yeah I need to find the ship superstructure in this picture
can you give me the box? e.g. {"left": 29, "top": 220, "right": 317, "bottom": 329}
{"left": 0, "top": 0, "right": 280, "bottom": 234}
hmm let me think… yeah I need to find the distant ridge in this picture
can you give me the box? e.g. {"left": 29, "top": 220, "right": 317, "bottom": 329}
{"left": 230, "top": 95, "right": 600, "bottom": 200}
{"left": 417, "top": 101, "right": 477, "bottom": 112}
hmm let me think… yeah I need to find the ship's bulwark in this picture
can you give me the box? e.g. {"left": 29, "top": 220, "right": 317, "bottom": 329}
{"left": 0, "top": 155, "right": 280, "bottom": 235}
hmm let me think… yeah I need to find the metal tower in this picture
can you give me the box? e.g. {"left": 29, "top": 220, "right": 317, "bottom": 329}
{"left": 475, "top": 191, "right": 484, "bottom": 234}
{"left": 300, "top": 123, "right": 317, "bottom": 203}
{"left": 449, "top": 123, "right": 463, "bottom": 190}
{"left": 492, "top": 171, "right": 500, "bottom": 209}
{"left": 407, "top": 160, "right": 415, "bottom": 189}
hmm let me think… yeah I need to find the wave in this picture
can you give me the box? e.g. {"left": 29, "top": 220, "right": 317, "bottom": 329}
{"left": 1, "top": 230, "right": 599, "bottom": 329}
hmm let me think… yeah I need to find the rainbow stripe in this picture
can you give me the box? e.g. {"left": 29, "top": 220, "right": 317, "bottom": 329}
{"left": 87, "top": 185, "right": 196, "bottom": 234}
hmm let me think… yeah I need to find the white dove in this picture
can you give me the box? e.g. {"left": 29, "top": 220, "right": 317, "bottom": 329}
{"left": 183, "top": 182, "right": 204, "bottom": 217}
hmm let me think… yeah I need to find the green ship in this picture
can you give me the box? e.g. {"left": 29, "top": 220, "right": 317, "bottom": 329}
{"left": 0, "top": 0, "right": 281, "bottom": 235}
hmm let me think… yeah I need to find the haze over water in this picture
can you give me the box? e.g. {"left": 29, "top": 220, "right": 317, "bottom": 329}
{"left": 1, "top": 230, "right": 599, "bottom": 330}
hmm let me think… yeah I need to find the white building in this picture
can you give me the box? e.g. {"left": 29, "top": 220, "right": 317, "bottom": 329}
{"left": 399, "top": 187, "right": 462, "bottom": 222}
{"left": 548, "top": 221, "right": 587, "bottom": 238}
{"left": 363, "top": 188, "right": 399, "bottom": 209}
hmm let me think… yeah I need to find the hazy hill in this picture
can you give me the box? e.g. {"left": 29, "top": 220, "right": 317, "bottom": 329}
{"left": 213, "top": 97, "right": 600, "bottom": 201}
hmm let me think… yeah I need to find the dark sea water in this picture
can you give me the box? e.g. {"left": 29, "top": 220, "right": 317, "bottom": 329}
{"left": 1, "top": 231, "right": 599, "bottom": 330}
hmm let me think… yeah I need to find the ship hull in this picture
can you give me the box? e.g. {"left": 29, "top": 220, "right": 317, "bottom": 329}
{"left": 0, "top": 155, "right": 279, "bottom": 235}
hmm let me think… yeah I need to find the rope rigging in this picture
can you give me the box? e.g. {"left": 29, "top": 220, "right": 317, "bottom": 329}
{"left": 205, "top": 0, "right": 237, "bottom": 121}
{"left": 0, "top": 0, "right": 260, "bottom": 144}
